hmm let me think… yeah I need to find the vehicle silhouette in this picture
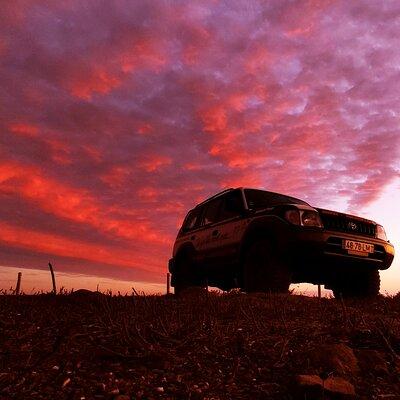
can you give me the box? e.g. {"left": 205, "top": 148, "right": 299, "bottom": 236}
{"left": 169, "top": 188, "right": 395, "bottom": 297}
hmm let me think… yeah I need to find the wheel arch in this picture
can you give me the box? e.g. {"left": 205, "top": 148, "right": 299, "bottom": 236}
{"left": 174, "top": 241, "right": 196, "bottom": 261}
{"left": 239, "top": 216, "right": 287, "bottom": 264}
{"left": 170, "top": 242, "right": 197, "bottom": 288}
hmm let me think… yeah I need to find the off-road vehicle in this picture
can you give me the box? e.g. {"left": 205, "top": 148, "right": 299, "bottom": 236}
{"left": 168, "top": 188, "right": 395, "bottom": 297}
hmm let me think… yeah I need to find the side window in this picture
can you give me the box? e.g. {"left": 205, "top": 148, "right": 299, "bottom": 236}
{"left": 182, "top": 208, "right": 201, "bottom": 231}
{"left": 219, "top": 190, "right": 244, "bottom": 221}
{"left": 202, "top": 199, "right": 223, "bottom": 225}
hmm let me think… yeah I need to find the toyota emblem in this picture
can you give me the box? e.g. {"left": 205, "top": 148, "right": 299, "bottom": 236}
{"left": 348, "top": 222, "right": 357, "bottom": 230}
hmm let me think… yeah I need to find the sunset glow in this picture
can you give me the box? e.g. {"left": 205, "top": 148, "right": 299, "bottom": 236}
{"left": 1, "top": 1, "right": 399, "bottom": 292}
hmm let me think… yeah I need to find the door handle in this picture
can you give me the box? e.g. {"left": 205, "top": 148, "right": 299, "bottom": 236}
{"left": 212, "top": 230, "right": 219, "bottom": 237}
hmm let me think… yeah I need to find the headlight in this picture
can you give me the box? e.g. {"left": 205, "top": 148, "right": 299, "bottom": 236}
{"left": 285, "top": 209, "right": 301, "bottom": 225}
{"left": 301, "top": 210, "right": 323, "bottom": 227}
{"left": 376, "top": 224, "right": 387, "bottom": 241}
{"left": 284, "top": 209, "right": 323, "bottom": 228}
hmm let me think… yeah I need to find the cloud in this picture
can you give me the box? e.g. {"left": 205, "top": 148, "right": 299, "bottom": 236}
{"left": 1, "top": 0, "right": 400, "bottom": 282}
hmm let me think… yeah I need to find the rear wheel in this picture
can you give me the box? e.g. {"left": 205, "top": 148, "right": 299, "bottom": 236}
{"left": 332, "top": 269, "right": 380, "bottom": 298}
{"left": 243, "top": 239, "right": 292, "bottom": 293}
{"left": 173, "top": 251, "right": 202, "bottom": 295}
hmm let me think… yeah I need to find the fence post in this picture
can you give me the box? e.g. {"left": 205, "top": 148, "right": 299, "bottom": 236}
{"left": 167, "top": 272, "right": 170, "bottom": 295}
{"left": 48, "top": 262, "right": 57, "bottom": 294}
{"left": 15, "top": 272, "right": 22, "bottom": 295}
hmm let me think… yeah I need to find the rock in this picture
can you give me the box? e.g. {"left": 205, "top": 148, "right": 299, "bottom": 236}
{"left": 324, "top": 376, "right": 356, "bottom": 399}
{"left": 62, "top": 377, "right": 71, "bottom": 388}
{"left": 308, "top": 343, "right": 359, "bottom": 376}
{"left": 294, "top": 375, "right": 356, "bottom": 400}
{"left": 294, "top": 375, "right": 323, "bottom": 399}
{"left": 355, "top": 350, "right": 389, "bottom": 376}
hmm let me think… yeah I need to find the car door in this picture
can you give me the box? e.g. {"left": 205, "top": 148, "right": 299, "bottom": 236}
{"left": 208, "top": 190, "right": 249, "bottom": 267}
{"left": 197, "top": 190, "right": 248, "bottom": 269}
{"left": 194, "top": 197, "right": 224, "bottom": 265}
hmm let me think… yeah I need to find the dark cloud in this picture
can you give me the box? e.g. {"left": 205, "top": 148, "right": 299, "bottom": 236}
{"left": 1, "top": 0, "right": 399, "bottom": 282}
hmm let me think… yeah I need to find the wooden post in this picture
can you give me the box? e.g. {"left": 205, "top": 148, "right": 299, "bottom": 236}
{"left": 48, "top": 262, "right": 57, "bottom": 294}
{"left": 318, "top": 284, "right": 321, "bottom": 299}
{"left": 166, "top": 273, "right": 170, "bottom": 295}
{"left": 15, "top": 272, "right": 22, "bottom": 295}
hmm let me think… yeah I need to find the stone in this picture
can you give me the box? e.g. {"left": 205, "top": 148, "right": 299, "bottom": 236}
{"left": 324, "top": 376, "right": 356, "bottom": 399}
{"left": 294, "top": 375, "right": 323, "bottom": 399}
{"left": 308, "top": 343, "right": 359, "bottom": 376}
{"left": 294, "top": 375, "right": 356, "bottom": 400}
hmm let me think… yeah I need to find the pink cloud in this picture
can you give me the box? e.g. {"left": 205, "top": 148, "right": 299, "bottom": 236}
{"left": 0, "top": 0, "right": 399, "bottom": 284}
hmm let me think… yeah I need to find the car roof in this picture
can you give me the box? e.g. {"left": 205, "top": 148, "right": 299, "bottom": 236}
{"left": 195, "top": 187, "right": 306, "bottom": 206}
{"left": 191, "top": 187, "right": 309, "bottom": 211}
{"left": 194, "top": 188, "right": 236, "bottom": 207}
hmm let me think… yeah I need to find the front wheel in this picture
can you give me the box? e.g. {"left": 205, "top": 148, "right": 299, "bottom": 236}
{"left": 332, "top": 269, "right": 380, "bottom": 298}
{"left": 242, "top": 239, "right": 292, "bottom": 293}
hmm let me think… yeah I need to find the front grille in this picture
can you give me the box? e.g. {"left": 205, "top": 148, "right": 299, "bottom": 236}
{"left": 325, "top": 237, "right": 385, "bottom": 261}
{"left": 320, "top": 213, "right": 376, "bottom": 237}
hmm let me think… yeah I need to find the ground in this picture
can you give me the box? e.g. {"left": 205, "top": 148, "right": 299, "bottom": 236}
{"left": 1, "top": 291, "right": 400, "bottom": 399}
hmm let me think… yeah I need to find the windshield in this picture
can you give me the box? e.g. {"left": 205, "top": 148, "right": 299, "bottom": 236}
{"left": 244, "top": 189, "right": 309, "bottom": 209}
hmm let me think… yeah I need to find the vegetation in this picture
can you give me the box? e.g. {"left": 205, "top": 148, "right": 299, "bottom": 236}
{"left": 1, "top": 291, "right": 400, "bottom": 399}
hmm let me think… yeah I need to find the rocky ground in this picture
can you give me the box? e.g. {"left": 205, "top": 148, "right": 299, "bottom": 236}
{"left": 1, "top": 290, "right": 400, "bottom": 399}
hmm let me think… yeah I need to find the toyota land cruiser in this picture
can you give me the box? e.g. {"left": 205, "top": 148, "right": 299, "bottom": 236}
{"left": 168, "top": 188, "right": 395, "bottom": 297}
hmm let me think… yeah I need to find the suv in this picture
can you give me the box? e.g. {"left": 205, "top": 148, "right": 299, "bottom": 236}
{"left": 168, "top": 188, "right": 395, "bottom": 297}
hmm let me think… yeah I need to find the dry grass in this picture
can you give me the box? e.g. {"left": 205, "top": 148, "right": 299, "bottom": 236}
{"left": 1, "top": 291, "right": 400, "bottom": 399}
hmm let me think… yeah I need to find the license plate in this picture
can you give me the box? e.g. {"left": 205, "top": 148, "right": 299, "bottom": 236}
{"left": 342, "top": 240, "right": 374, "bottom": 256}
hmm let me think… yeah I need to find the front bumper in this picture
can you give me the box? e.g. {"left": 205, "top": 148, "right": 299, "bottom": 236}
{"left": 287, "top": 228, "right": 395, "bottom": 271}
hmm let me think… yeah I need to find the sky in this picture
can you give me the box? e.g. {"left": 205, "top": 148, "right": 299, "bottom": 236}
{"left": 1, "top": 0, "right": 399, "bottom": 293}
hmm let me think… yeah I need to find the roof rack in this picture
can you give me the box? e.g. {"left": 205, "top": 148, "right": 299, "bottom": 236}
{"left": 196, "top": 188, "right": 236, "bottom": 207}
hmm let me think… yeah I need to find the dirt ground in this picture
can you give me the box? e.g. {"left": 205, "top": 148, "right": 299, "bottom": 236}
{"left": 1, "top": 291, "right": 400, "bottom": 399}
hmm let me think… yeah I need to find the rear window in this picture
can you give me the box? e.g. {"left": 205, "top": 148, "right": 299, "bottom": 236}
{"left": 219, "top": 190, "right": 244, "bottom": 221}
{"left": 203, "top": 198, "right": 223, "bottom": 225}
{"left": 182, "top": 208, "right": 202, "bottom": 231}
{"left": 245, "top": 189, "right": 308, "bottom": 209}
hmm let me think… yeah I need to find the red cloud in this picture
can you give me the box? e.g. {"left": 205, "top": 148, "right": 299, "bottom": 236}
{"left": 0, "top": 221, "right": 163, "bottom": 273}
{"left": 139, "top": 155, "right": 172, "bottom": 172}
{"left": 1, "top": 0, "right": 399, "bottom": 285}
{"left": 100, "top": 166, "right": 131, "bottom": 187}
{"left": 9, "top": 123, "right": 39, "bottom": 137}
{"left": 68, "top": 68, "right": 121, "bottom": 100}
{"left": 0, "top": 161, "right": 169, "bottom": 245}
{"left": 200, "top": 106, "right": 228, "bottom": 133}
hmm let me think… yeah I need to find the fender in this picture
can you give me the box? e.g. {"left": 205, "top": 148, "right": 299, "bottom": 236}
{"left": 169, "top": 242, "right": 196, "bottom": 285}
{"left": 239, "top": 214, "right": 292, "bottom": 264}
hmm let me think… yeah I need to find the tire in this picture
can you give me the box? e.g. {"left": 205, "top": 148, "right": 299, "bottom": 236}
{"left": 243, "top": 239, "right": 292, "bottom": 293}
{"left": 173, "top": 251, "right": 200, "bottom": 295}
{"left": 332, "top": 269, "right": 380, "bottom": 298}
